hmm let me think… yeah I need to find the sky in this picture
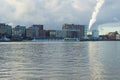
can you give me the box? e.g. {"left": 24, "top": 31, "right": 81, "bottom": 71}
{"left": 0, "top": 0, "right": 120, "bottom": 31}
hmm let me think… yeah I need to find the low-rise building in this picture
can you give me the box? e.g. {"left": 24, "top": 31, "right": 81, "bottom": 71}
{"left": 107, "top": 31, "right": 119, "bottom": 40}
{"left": 116, "top": 34, "right": 120, "bottom": 40}
{"left": 49, "top": 30, "right": 56, "bottom": 38}
{"left": 56, "top": 30, "right": 67, "bottom": 38}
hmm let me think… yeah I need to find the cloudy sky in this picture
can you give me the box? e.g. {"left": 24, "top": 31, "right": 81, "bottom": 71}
{"left": 0, "top": 0, "right": 120, "bottom": 30}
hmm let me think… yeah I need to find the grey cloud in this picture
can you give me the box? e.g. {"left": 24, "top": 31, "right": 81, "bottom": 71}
{"left": 0, "top": 0, "right": 119, "bottom": 29}
{"left": 96, "top": 0, "right": 120, "bottom": 24}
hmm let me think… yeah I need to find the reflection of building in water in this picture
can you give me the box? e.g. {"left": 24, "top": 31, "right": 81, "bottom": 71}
{"left": 88, "top": 42, "right": 105, "bottom": 80}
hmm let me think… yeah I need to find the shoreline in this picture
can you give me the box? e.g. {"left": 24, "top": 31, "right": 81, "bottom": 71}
{"left": 0, "top": 39, "right": 120, "bottom": 42}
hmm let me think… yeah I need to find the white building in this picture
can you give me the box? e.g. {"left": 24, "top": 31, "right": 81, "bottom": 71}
{"left": 116, "top": 34, "right": 120, "bottom": 40}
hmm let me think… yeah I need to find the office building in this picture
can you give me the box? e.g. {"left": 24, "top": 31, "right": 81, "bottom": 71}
{"left": 0, "top": 23, "right": 12, "bottom": 38}
{"left": 31, "top": 25, "right": 44, "bottom": 38}
{"left": 62, "top": 24, "right": 87, "bottom": 40}
{"left": 12, "top": 25, "right": 26, "bottom": 39}
{"left": 26, "top": 27, "right": 35, "bottom": 39}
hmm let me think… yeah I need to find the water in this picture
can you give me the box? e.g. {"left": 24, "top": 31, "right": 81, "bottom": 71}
{"left": 0, "top": 41, "right": 120, "bottom": 80}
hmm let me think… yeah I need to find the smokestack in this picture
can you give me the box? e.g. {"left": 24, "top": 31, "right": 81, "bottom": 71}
{"left": 88, "top": 0, "right": 104, "bottom": 31}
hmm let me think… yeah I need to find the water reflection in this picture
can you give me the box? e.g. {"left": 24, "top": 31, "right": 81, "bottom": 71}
{"left": 88, "top": 42, "right": 105, "bottom": 80}
{"left": 88, "top": 41, "right": 120, "bottom": 80}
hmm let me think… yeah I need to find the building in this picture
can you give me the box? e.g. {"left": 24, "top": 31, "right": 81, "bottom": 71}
{"left": 116, "top": 34, "right": 120, "bottom": 40}
{"left": 92, "top": 30, "right": 99, "bottom": 39}
{"left": 56, "top": 30, "right": 67, "bottom": 38}
{"left": 31, "top": 25, "right": 44, "bottom": 38}
{"left": 107, "top": 31, "right": 118, "bottom": 40}
{"left": 62, "top": 24, "right": 87, "bottom": 40}
{"left": 84, "top": 25, "right": 88, "bottom": 39}
{"left": 12, "top": 25, "right": 26, "bottom": 40}
{"left": 26, "top": 24, "right": 45, "bottom": 39}
{"left": 39, "top": 30, "right": 46, "bottom": 38}
{"left": 45, "top": 30, "right": 50, "bottom": 38}
{"left": 26, "top": 27, "right": 35, "bottom": 39}
{"left": 0, "top": 23, "right": 12, "bottom": 38}
{"left": 49, "top": 30, "right": 56, "bottom": 38}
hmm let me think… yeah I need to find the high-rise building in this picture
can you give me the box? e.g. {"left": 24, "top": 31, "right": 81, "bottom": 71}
{"left": 62, "top": 24, "right": 87, "bottom": 40}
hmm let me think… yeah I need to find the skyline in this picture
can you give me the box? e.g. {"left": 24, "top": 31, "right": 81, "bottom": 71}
{"left": 0, "top": 0, "right": 120, "bottom": 30}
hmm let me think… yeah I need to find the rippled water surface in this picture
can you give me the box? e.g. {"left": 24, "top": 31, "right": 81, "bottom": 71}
{"left": 0, "top": 41, "right": 120, "bottom": 80}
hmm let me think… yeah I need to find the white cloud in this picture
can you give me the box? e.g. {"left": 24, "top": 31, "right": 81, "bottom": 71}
{"left": 0, "top": 0, "right": 119, "bottom": 29}
{"left": 4, "top": 0, "right": 35, "bottom": 18}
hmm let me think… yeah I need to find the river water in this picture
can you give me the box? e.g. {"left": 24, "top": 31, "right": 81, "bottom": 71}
{"left": 0, "top": 41, "right": 120, "bottom": 80}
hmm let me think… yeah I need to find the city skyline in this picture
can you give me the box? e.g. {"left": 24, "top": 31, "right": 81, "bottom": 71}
{"left": 0, "top": 0, "right": 120, "bottom": 30}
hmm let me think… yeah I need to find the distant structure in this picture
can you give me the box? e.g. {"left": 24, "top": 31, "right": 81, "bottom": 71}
{"left": 49, "top": 30, "right": 56, "bottom": 38}
{"left": 26, "top": 27, "right": 35, "bottom": 39}
{"left": 107, "top": 31, "right": 119, "bottom": 40}
{"left": 12, "top": 25, "right": 26, "bottom": 40}
{"left": 56, "top": 30, "right": 66, "bottom": 39}
{"left": 32, "top": 25, "right": 43, "bottom": 38}
{"left": 0, "top": 23, "right": 90, "bottom": 41}
{"left": 62, "top": 24, "right": 88, "bottom": 40}
{"left": 0, "top": 23, "right": 12, "bottom": 38}
{"left": 26, "top": 24, "right": 46, "bottom": 39}
{"left": 92, "top": 30, "right": 99, "bottom": 39}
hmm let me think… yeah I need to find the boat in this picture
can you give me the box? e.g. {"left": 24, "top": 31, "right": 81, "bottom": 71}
{"left": 63, "top": 38, "right": 80, "bottom": 42}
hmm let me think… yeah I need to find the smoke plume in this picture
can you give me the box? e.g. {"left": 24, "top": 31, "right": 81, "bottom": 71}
{"left": 88, "top": 0, "right": 104, "bottom": 31}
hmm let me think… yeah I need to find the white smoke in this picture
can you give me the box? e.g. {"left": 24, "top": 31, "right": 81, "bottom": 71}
{"left": 88, "top": 0, "right": 104, "bottom": 31}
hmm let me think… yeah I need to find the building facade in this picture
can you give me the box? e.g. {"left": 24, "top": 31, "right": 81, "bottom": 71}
{"left": 49, "top": 30, "right": 56, "bottom": 38}
{"left": 31, "top": 25, "right": 44, "bottom": 38}
{"left": 62, "top": 24, "right": 87, "bottom": 40}
{"left": 92, "top": 30, "right": 99, "bottom": 39}
{"left": 107, "top": 31, "right": 118, "bottom": 40}
{"left": 39, "top": 30, "right": 46, "bottom": 38}
{"left": 26, "top": 24, "right": 45, "bottom": 39}
{"left": 26, "top": 27, "right": 35, "bottom": 39}
{"left": 56, "top": 30, "right": 67, "bottom": 38}
{"left": 12, "top": 25, "right": 26, "bottom": 39}
{"left": 0, "top": 23, "right": 12, "bottom": 38}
